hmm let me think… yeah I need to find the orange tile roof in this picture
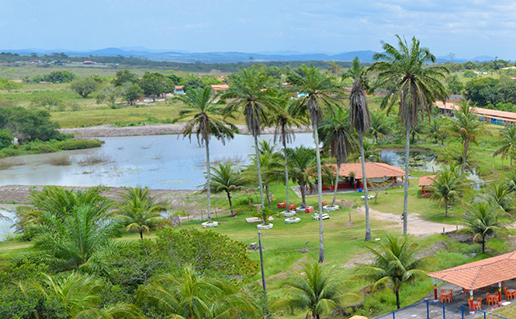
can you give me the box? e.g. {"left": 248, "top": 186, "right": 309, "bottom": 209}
{"left": 419, "top": 175, "right": 436, "bottom": 187}
{"left": 435, "top": 101, "right": 516, "bottom": 122}
{"left": 174, "top": 85, "right": 184, "bottom": 90}
{"left": 325, "top": 162, "right": 405, "bottom": 179}
{"left": 428, "top": 251, "right": 516, "bottom": 290}
{"left": 210, "top": 84, "right": 229, "bottom": 91}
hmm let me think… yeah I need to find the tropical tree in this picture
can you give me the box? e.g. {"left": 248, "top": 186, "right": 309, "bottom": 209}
{"left": 369, "top": 111, "right": 391, "bottom": 144}
{"left": 428, "top": 164, "right": 468, "bottom": 216}
{"left": 319, "top": 108, "right": 356, "bottom": 206}
{"left": 426, "top": 117, "right": 448, "bottom": 145}
{"left": 493, "top": 124, "right": 516, "bottom": 165}
{"left": 32, "top": 204, "right": 120, "bottom": 270}
{"left": 483, "top": 182, "right": 515, "bottom": 216}
{"left": 115, "top": 186, "right": 167, "bottom": 239}
{"left": 440, "top": 143, "right": 478, "bottom": 172}
{"left": 357, "top": 235, "right": 426, "bottom": 309}
{"left": 462, "top": 202, "right": 503, "bottom": 253}
{"left": 369, "top": 35, "right": 449, "bottom": 235}
{"left": 349, "top": 139, "right": 382, "bottom": 162}
{"left": 273, "top": 262, "right": 346, "bottom": 319}
{"left": 137, "top": 266, "right": 259, "bottom": 318}
{"left": 31, "top": 272, "right": 143, "bottom": 318}
{"left": 347, "top": 56, "right": 373, "bottom": 241}
{"left": 449, "top": 101, "right": 490, "bottom": 173}
{"left": 288, "top": 64, "right": 343, "bottom": 263}
{"left": 223, "top": 68, "right": 276, "bottom": 209}
{"left": 272, "top": 90, "right": 305, "bottom": 212}
{"left": 287, "top": 146, "right": 317, "bottom": 207}
{"left": 210, "top": 162, "right": 245, "bottom": 216}
{"left": 176, "top": 86, "right": 237, "bottom": 223}
{"left": 251, "top": 143, "right": 284, "bottom": 208}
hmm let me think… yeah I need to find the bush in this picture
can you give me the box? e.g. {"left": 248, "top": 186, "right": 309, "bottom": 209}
{"left": 20, "top": 141, "right": 58, "bottom": 153}
{"left": 57, "top": 139, "right": 103, "bottom": 150}
{"left": 0, "top": 129, "right": 12, "bottom": 149}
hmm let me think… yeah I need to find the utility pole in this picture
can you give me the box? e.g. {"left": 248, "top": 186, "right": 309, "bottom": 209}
{"left": 258, "top": 231, "right": 267, "bottom": 294}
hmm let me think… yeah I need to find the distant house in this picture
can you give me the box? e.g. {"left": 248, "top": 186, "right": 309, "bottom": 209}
{"left": 320, "top": 162, "right": 406, "bottom": 191}
{"left": 174, "top": 85, "right": 185, "bottom": 95}
{"left": 435, "top": 101, "right": 516, "bottom": 125}
{"left": 210, "top": 84, "right": 229, "bottom": 93}
{"left": 419, "top": 175, "right": 436, "bottom": 197}
{"left": 82, "top": 61, "right": 96, "bottom": 65}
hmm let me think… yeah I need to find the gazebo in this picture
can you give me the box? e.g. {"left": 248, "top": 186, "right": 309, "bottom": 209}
{"left": 418, "top": 175, "right": 436, "bottom": 197}
{"left": 428, "top": 251, "right": 516, "bottom": 311}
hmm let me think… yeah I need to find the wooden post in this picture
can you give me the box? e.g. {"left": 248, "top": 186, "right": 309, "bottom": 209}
{"left": 469, "top": 290, "right": 474, "bottom": 313}
{"left": 433, "top": 278, "right": 438, "bottom": 302}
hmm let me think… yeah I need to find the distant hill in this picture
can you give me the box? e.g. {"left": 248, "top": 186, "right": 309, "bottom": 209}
{"left": 0, "top": 47, "right": 497, "bottom": 64}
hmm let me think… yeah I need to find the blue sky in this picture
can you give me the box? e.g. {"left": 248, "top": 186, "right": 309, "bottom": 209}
{"left": 2, "top": 0, "right": 516, "bottom": 59}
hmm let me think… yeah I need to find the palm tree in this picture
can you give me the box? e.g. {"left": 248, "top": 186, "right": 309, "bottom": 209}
{"left": 137, "top": 266, "right": 259, "bottom": 318}
{"left": 272, "top": 90, "right": 305, "bottom": 212}
{"left": 31, "top": 272, "right": 142, "bottom": 318}
{"left": 210, "top": 162, "right": 245, "bottom": 216}
{"left": 440, "top": 143, "right": 478, "bottom": 172}
{"left": 347, "top": 56, "right": 373, "bottom": 241}
{"left": 254, "top": 143, "right": 284, "bottom": 208}
{"left": 115, "top": 186, "right": 167, "bottom": 239}
{"left": 223, "top": 68, "right": 276, "bottom": 209}
{"left": 33, "top": 204, "right": 120, "bottom": 270}
{"left": 272, "top": 262, "right": 345, "bottom": 319}
{"left": 288, "top": 64, "right": 342, "bottom": 263}
{"left": 493, "top": 124, "right": 516, "bottom": 165}
{"left": 176, "top": 86, "right": 237, "bottom": 223}
{"left": 463, "top": 202, "right": 503, "bottom": 253}
{"left": 349, "top": 139, "right": 382, "bottom": 162}
{"left": 428, "top": 164, "right": 468, "bottom": 216}
{"left": 483, "top": 182, "right": 515, "bottom": 216}
{"left": 357, "top": 235, "right": 425, "bottom": 309}
{"left": 287, "top": 146, "right": 317, "bottom": 207}
{"left": 369, "top": 35, "right": 449, "bottom": 235}
{"left": 449, "top": 101, "right": 490, "bottom": 173}
{"left": 369, "top": 111, "right": 391, "bottom": 144}
{"left": 319, "top": 109, "right": 356, "bottom": 206}
{"left": 427, "top": 117, "right": 447, "bottom": 145}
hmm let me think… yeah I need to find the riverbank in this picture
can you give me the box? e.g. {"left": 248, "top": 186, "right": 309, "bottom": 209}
{"left": 59, "top": 123, "right": 312, "bottom": 138}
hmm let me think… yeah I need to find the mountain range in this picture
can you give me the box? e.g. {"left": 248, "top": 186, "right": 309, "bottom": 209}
{"left": 1, "top": 48, "right": 496, "bottom": 64}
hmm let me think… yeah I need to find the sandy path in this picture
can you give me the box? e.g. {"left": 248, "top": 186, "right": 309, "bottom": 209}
{"left": 59, "top": 124, "right": 311, "bottom": 138}
{"left": 356, "top": 206, "right": 462, "bottom": 236}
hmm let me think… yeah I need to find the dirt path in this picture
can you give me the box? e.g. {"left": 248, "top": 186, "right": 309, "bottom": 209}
{"left": 356, "top": 206, "right": 462, "bottom": 236}
{"left": 59, "top": 124, "right": 311, "bottom": 138}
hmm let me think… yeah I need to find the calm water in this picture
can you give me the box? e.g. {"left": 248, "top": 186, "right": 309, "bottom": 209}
{"left": 381, "top": 149, "right": 439, "bottom": 172}
{"left": 0, "top": 133, "right": 315, "bottom": 190}
{"left": 0, "top": 209, "right": 14, "bottom": 241}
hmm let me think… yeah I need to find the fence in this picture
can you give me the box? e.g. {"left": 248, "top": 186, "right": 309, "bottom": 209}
{"left": 373, "top": 300, "right": 511, "bottom": 319}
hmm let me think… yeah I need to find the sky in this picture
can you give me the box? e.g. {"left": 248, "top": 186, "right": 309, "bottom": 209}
{"left": 2, "top": 0, "right": 516, "bottom": 59}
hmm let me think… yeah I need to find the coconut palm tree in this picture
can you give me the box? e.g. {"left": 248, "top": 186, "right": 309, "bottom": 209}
{"left": 272, "top": 90, "right": 305, "bottom": 212}
{"left": 33, "top": 204, "right": 120, "bottom": 270}
{"left": 115, "top": 186, "right": 167, "bottom": 239}
{"left": 137, "top": 265, "right": 259, "bottom": 318}
{"left": 483, "top": 182, "right": 515, "bottom": 216}
{"left": 428, "top": 164, "right": 468, "bottom": 216}
{"left": 440, "top": 143, "right": 478, "bottom": 172}
{"left": 30, "top": 272, "right": 143, "bottom": 318}
{"left": 254, "top": 144, "right": 284, "bottom": 208}
{"left": 369, "top": 111, "right": 391, "bottom": 144}
{"left": 287, "top": 146, "right": 317, "bottom": 207}
{"left": 319, "top": 108, "right": 356, "bottom": 206}
{"left": 493, "top": 124, "right": 516, "bottom": 165}
{"left": 288, "top": 64, "right": 343, "bottom": 263}
{"left": 426, "top": 117, "right": 447, "bottom": 145}
{"left": 176, "top": 86, "right": 237, "bottom": 223}
{"left": 349, "top": 139, "right": 382, "bottom": 163}
{"left": 462, "top": 202, "right": 503, "bottom": 253}
{"left": 347, "top": 56, "right": 373, "bottom": 241}
{"left": 272, "top": 262, "right": 346, "bottom": 319}
{"left": 223, "top": 68, "right": 276, "bottom": 209}
{"left": 210, "top": 162, "right": 245, "bottom": 216}
{"left": 449, "top": 101, "right": 490, "bottom": 173}
{"left": 357, "top": 235, "right": 426, "bottom": 309}
{"left": 369, "top": 35, "right": 449, "bottom": 235}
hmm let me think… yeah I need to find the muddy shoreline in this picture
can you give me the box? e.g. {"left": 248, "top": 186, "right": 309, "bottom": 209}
{"left": 59, "top": 123, "right": 312, "bottom": 138}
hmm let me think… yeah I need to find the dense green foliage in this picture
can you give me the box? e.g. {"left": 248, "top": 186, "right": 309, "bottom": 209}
{"left": 0, "top": 106, "right": 63, "bottom": 143}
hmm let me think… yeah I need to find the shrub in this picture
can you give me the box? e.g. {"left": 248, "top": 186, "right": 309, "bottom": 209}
{"left": 0, "top": 129, "right": 12, "bottom": 149}
{"left": 57, "top": 139, "right": 103, "bottom": 150}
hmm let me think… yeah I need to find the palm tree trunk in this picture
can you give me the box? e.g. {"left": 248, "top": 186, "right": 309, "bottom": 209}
{"left": 205, "top": 137, "right": 212, "bottom": 222}
{"left": 283, "top": 138, "right": 290, "bottom": 211}
{"left": 254, "top": 135, "right": 265, "bottom": 208}
{"left": 332, "top": 158, "right": 340, "bottom": 206}
{"left": 445, "top": 201, "right": 448, "bottom": 216}
{"left": 462, "top": 140, "right": 468, "bottom": 174}
{"left": 482, "top": 238, "right": 485, "bottom": 253}
{"left": 300, "top": 182, "right": 307, "bottom": 207}
{"left": 139, "top": 231, "right": 143, "bottom": 240}
{"left": 395, "top": 289, "right": 401, "bottom": 309}
{"left": 265, "top": 184, "right": 271, "bottom": 208}
{"left": 360, "top": 131, "right": 372, "bottom": 241}
{"left": 313, "top": 123, "right": 325, "bottom": 263}
{"left": 403, "top": 124, "right": 410, "bottom": 235}
{"left": 227, "top": 191, "right": 234, "bottom": 216}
